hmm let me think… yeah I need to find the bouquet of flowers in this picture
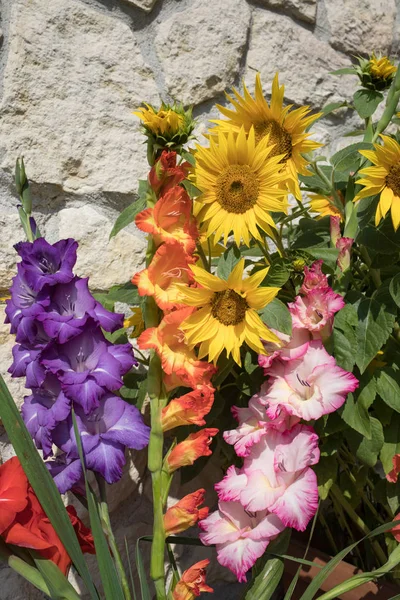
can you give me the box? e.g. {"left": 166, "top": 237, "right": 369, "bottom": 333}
{"left": 2, "top": 52, "right": 400, "bottom": 599}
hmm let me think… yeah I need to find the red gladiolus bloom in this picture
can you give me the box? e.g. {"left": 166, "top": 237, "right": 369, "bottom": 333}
{"left": 164, "top": 489, "right": 209, "bottom": 536}
{"left": 161, "top": 386, "right": 215, "bottom": 431}
{"left": 172, "top": 559, "right": 213, "bottom": 599}
{"left": 166, "top": 429, "right": 219, "bottom": 473}
{"left": 0, "top": 457, "right": 95, "bottom": 575}
{"left": 148, "top": 150, "right": 190, "bottom": 196}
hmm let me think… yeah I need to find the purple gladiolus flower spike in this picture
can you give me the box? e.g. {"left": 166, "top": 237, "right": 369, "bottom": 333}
{"left": 36, "top": 277, "right": 124, "bottom": 343}
{"left": 52, "top": 394, "right": 150, "bottom": 484}
{"left": 41, "top": 326, "right": 135, "bottom": 412}
{"left": 22, "top": 375, "right": 71, "bottom": 457}
{"left": 7, "top": 235, "right": 146, "bottom": 493}
{"left": 46, "top": 455, "right": 85, "bottom": 495}
{"left": 15, "top": 238, "right": 77, "bottom": 291}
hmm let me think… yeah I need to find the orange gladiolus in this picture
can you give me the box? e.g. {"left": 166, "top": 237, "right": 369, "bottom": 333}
{"left": 136, "top": 186, "right": 199, "bottom": 255}
{"left": 162, "top": 386, "right": 215, "bottom": 432}
{"left": 138, "top": 307, "right": 216, "bottom": 389}
{"left": 166, "top": 428, "right": 218, "bottom": 473}
{"left": 148, "top": 150, "right": 190, "bottom": 196}
{"left": 132, "top": 244, "right": 196, "bottom": 311}
{"left": 164, "top": 489, "right": 209, "bottom": 536}
{"left": 172, "top": 559, "right": 213, "bottom": 599}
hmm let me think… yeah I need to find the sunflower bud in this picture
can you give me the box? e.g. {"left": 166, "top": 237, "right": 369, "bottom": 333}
{"left": 356, "top": 53, "right": 397, "bottom": 91}
{"left": 133, "top": 102, "right": 195, "bottom": 161}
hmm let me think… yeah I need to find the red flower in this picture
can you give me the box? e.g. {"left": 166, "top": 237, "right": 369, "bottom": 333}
{"left": 164, "top": 489, "right": 209, "bottom": 536}
{"left": 136, "top": 186, "right": 199, "bottom": 254}
{"left": 0, "top": 456, "right": 29, "bottom": 533}
{"left": 166, "top": 429, "right": 218, "bottom": 473}
{"left": 148, "top": 150, "right": 190, "bottom": 196}
{"left": 162, "top": 386, "right": 215, "bottom": 432}
{"left": 66, "top": 506, "right": 95, "bottom": 555}
{"left": 387, "top": 454, "right": 400, "bottom": 483}
{"left": 172, "top": 559, "right": 213, "bottom": 599}
{"left": 0, "top": 457, "right": 95, "bottom": 575}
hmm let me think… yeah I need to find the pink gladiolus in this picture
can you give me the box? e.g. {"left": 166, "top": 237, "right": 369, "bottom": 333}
{"left": 217, "top": 424, "right": 320, "bottom": 531}
{"left": 330, "top": 215, "right": 341, "bottom": 248}
{"left": 288, "top": 288, "right": 344, "bottom": 340}
{"left": 258, "top": 327, "right": 310, "bottom": 371}
{"left": 300, "top": 260, "right": 328, "bottom": 295}
{"left": 263, "top": 341, "right": 359, "bottom": 421}
{"left": 337, "top": 237, "right": 353, "bottom": 272}
{"left": 199, "top": 501, "right": 285, "bottom": 582}
{"left": 223, "top": 395, "right": 299, "bottom": 457}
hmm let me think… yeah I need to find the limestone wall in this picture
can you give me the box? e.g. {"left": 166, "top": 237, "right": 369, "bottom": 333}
{"left": 0, "top": 0, "right": 399, "bottom": 597}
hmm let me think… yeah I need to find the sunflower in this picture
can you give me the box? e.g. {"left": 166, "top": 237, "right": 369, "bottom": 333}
{"left": 368, "top": 54, "right": 397, "bottom": 82}
{"left": 178, "top": 259, "right": 280, "bottom": 366}
{"left": 354, "top": 135, "right": 400, "bottom": 230}
{"left": 210, "top": 73, "right": 322, "bottom": 199}
{"left": 309, "top": 192, "right": 344, "bottom": 220}
{"left": 193, "top": 127, "right": 288, "bottom": 247}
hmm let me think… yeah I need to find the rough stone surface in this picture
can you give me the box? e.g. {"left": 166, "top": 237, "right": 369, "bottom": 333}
{"left": 155, "top": 0, "right": 251, "bottom": 105}
{"left": 56, "top": 205, "right": 146, "bottom": 289}
{"left": 257, "top": 0, "right": 317, "bottom": 23}
{"left": 325, "top": 0, "right": 397, "bottom": 55}
{"left": 123, "top": 0, "right": 158, "bottom": 11}
{"left": 0, "top": 0, "right": 400, "bottom": 596}
{"left": 246, "top": 10, "right": 355, "bottom": 107}
{"left": 0, "top": 0, "right": 159, "bottom": 194}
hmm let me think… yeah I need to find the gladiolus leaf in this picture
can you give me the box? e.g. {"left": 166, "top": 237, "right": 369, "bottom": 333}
{"left": 0, "top": 374, "right": 99, "bottom": 600}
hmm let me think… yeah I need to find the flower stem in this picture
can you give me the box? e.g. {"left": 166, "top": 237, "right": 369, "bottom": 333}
{"left": 97, "top": 477, "right": 132, "bottom": 600}
{"left": 330, "top": 483, "right": 387, "bottom": 566}
{"left": 145, "top": 289, "right": 168, "bottom": 599}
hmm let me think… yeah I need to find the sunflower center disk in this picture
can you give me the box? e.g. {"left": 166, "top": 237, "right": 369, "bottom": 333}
{"left": 254, "top": 119, "right": 292, "bottom": 162}
{"left": 211, "top": 289, "right": 248, "bottom": 326}
{"left": 216, "top": 165, "right": 260, "bottom": 214}
{"left": 386, "top": 162, "right": 400, "bottom": 196}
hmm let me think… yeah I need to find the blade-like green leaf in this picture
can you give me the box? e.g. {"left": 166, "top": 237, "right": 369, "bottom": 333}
{"left": 0, "top": 539, "right": 51, "bottom": 597}
{"left": 71, "top": 411, "right": 125, "bottom": 600}
{"left": 0, "top": 375, "right": 99, "bottom": 600}
{"left": 298, "top": 520, "right": 398, "bottom": 600}
{"left": 244, "top": 529, "right": 291, "bottom": 600}
{"left": 136, "top": 538, "right": 151, "bottom": 600}
{"left": 316, "top": 542, "right": 400, "bottom": 600}
{"left": 32, "top": 552, "right": 82, "bottom": 600}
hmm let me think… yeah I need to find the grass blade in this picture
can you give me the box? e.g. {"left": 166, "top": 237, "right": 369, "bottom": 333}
{"left": 299, "top": 520, "right": 398, "bottom": 600}
{"left": 135, "top": 538, "right": 151, "bottom": 600}
{"left": 0, "top": 375, "right": 99, "bottom": 599}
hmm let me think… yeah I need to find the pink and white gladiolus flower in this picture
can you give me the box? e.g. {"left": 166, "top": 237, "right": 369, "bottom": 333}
{"left": 300, "top": 260, "right": 328, "bottom": 294}
{"left": 217, "top": 424, "right": 320, "bottom": 531}
{"left": 337, "top": 237, "right": 354, "bottom": 272}
{"left": 198, "top": 501, "right": 285, "bottom": 582}
{"left": 288, "top": 287, "right": 344, "bottom": 340}
{"left": 223, "top": 394, "right": 299, "bottom": 457}
{"left": 263, "top": 341, "right": 358, "bottom": 421}
{"left": 258, "top": 327, "right": 310, "bottom": 371}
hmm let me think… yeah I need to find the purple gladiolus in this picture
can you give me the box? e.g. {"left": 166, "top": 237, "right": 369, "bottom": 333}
{"left": 14, "top": 238, "right": 77, "bottom": 291}
{"left": 53, "top": 394, "right": 150, "bottom": 484}
{"left": 6, "top": 236, "right": 148, "bottom": 493}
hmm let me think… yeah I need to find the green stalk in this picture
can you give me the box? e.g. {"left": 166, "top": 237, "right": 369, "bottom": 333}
{"left": 97, "top": 476, "right": 132, "bottom": 600}
{"left": 145, "top": 285, "right": 167, "bottom": 598}
{"left": 372, "top": 61, "right": 400, "bottom": 142}
{"left": 330, "top": 484, "right": 387, "bottom": 566}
